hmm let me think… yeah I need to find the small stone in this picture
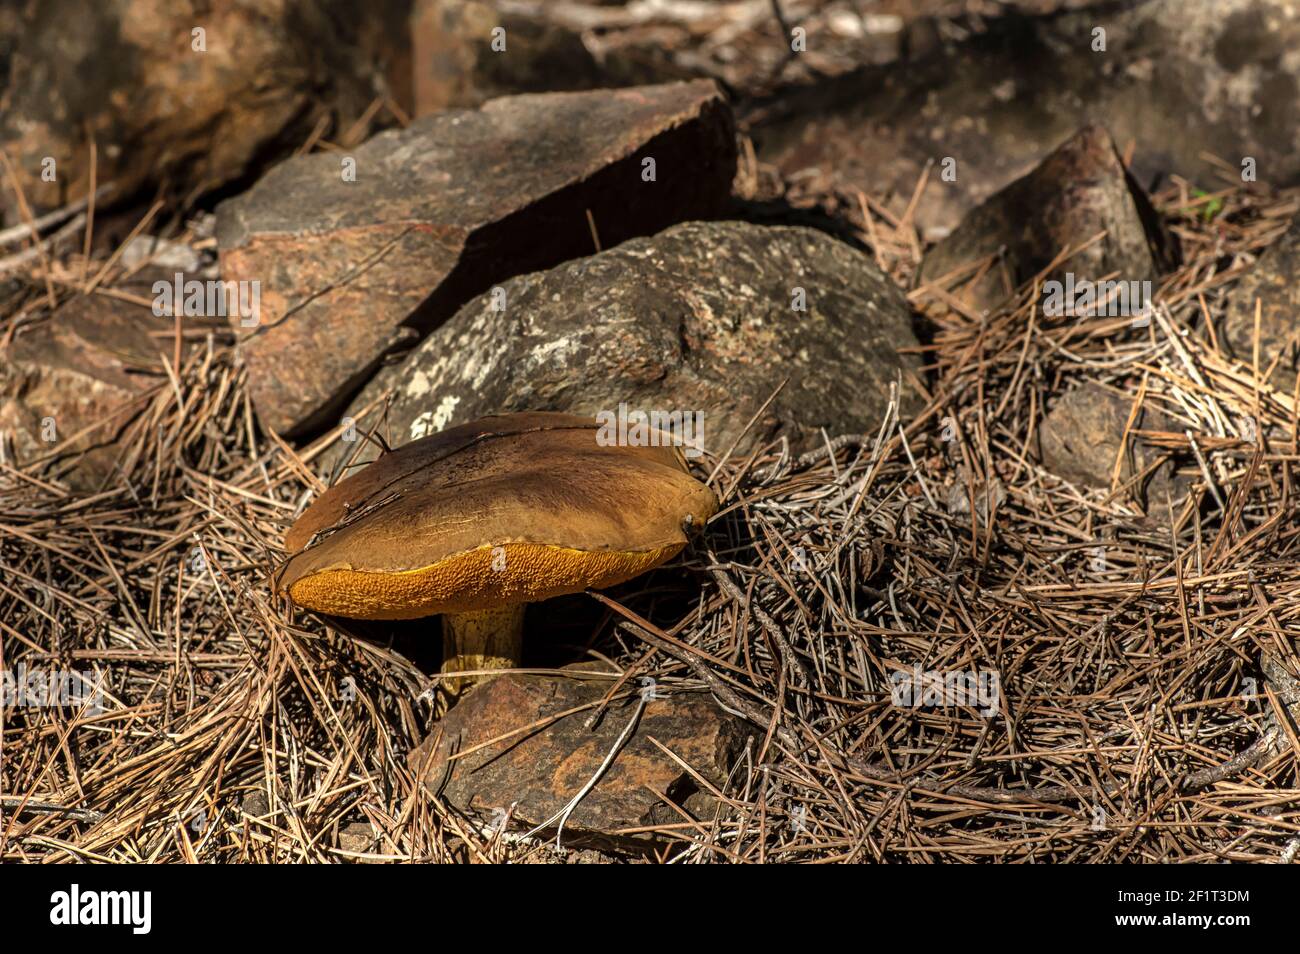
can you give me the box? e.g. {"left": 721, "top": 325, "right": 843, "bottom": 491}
{"left": 1035, "top": 381, "right": 1184, "bottom": 507}
{"left": 0, "top": 295, "right": 173, "bottom": 489}
{"left": 945, "top": 469, "right": 1007, "bottom": 527}
{"left": 337, "top": 821, "right": 379, "bottom": 860}
{"left": 1221, "top": 218, "right": 1300, "bottom": 394}
{"left": 918, "top": 125, "right": 1173, "bottom": 315}
{"left": 411, "top": 667, "right": 753, "bottom": 844}
{"left": 120, "top": 235, "right": 210, "bottom": 277}
{"left": 240, "top": 790, "right": 270, "bottom": 818}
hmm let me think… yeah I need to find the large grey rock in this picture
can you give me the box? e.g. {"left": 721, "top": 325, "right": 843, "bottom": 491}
{"left": 216, "top": 80, "right": 736, "bottom": 437}
{"left": 333, "top": 220, "right": 923, "bottom": 467}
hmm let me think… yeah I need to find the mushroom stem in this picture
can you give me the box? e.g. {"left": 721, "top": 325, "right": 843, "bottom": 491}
{"left": 440, "top": 604, "right": 525, "bottom": 702}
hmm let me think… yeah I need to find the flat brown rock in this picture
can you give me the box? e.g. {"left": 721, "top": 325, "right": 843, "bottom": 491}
{"left": 918, "top": 125, "right": 1173, "bottom": 315}
{"left": 216, "top": 80, "right": 736, "bottom": 436}
{"left": 412, "top": 668, "right": 752, "bottom": 844}
{"left": 0, "top": 295, "right": 171, "bottom": 488}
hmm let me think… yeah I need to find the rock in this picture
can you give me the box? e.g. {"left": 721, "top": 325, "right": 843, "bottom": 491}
{"left": 410, "top": 0, "right": 1113, "bottom": 111}
{"left": 0, "top": 295, "right": 174, "bottom": 489}
{"left": 917, "top": 125, "right": 1173, "bottom": 315}
{"left": 1035, "top": 381, "right": 1184, "bottom": 506}
{"left": 409, "top": 0, "right": 895, "bottom": 108}
{"left": 119, "top": 235, "right": 212, "bottom": 277}
{"left": 240, "top": 790, "right": 270, "bottom": 818}
{"left": 0, "top": 0, "right": 411, "bottom": 220}
{"left": 1222, "top": 217, "right": 1300, "bottom": 393}
{"left": 333, "top": 220, "right": 923, "bottom": 469}
{"left": 336, "top": 821, "right": 381, "bottom": 861}
{"left": 411, "top": 0, "right": 661, "bottom": 115}
{"left": 761, "top": 0, "right": 1300, "bottom": 240}
{"left": 945, "top": 468, "right": 1007, "bottom": 528}
{"left": 216, "top": 80, "right": 736, "bottom": 437}
{"left": 411, "top": 667, "right": 752, "bottom": 844}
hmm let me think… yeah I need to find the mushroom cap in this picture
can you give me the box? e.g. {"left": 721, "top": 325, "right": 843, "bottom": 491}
{"left": 276, "top": 412, "right": 717, "bottom": 620}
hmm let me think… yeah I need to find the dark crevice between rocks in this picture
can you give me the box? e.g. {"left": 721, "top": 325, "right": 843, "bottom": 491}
{"left": 1124, "top": 167, "right": 1182, "bottom": 275}
{"left": 724, "top": 196, "right": 872, "bottom": 253}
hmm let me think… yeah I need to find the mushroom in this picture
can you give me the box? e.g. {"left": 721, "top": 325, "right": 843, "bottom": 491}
{"left": 276, "top": 412, "right": 717, "bottom": 704}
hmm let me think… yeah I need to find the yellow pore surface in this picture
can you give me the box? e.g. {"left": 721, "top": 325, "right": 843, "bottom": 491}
{"left": 286, "top": 540, "right": 685, "bottom": 619}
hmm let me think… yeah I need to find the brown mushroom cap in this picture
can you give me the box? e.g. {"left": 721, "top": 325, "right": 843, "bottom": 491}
{"left": 284, "top": 412, "right": 601, "bottom": 553}
{"left": 276, "top": 412, "right": 717, "bottom": 620}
